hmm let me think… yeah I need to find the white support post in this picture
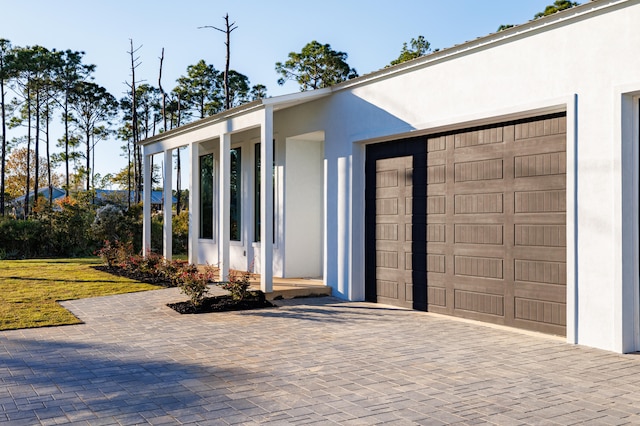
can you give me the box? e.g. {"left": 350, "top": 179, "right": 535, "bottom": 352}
{"left": 260, "top": 106, "right": 274, "bottom": 293}
{"left": 189, "top": 142, "right": 199, "bottom": 265}
{"left": 163, "top": 149, "right": 173, "bottom": 260}
{"left": 219, "top": 134, "right": 231, "bottom": 282}
{"left": 142, "top": 153, "right": 152, "bottom": 256}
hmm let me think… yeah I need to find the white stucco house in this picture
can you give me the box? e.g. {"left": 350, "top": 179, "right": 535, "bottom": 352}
{"left": 140, "top": 0, "right": 640, "bottom": 353}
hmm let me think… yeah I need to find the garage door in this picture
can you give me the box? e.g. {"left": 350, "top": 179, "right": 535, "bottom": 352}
{"left": 366, "top": 113, "right": 566, "bottom": 336}
{"left": 374, "top": 156, "right": 414, "bottom": 309}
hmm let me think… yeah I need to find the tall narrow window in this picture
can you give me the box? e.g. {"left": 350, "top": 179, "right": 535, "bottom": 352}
{"left": 254, "top": 142, "right": 275, "bottom": 242}
{"left": 230, "top": 147, "right": 241, "bottom": 241}
{"left": 199, "top": 154, "right": 214, "bottom": 239}
{"left": 255, "top": 143, "right": 261, "bottom": 242}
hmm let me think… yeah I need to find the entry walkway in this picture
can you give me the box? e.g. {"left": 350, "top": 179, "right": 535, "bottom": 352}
{"left": 2, "top": 287, "right": 640, "bottom": 425}
{"left": 199, "top": 267, "right": 332, "bottom": 300}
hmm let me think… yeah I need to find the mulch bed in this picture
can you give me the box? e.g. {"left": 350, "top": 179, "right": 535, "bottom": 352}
{"left": 95, "top": 265, "right": 275, "bottom": 314}
{"left": 167, "top": 293, "right": 275, "bottom": 314}
{"left": 93, "top": 265, "right": 174, "bottom": 286}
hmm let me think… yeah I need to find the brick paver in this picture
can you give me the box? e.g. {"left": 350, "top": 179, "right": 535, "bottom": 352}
{"left": 2, "top": 287, "right": 640, "bottom": 425}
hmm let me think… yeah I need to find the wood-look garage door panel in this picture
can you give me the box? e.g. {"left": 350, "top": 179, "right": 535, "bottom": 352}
{"left": 368, "top": 113, "right": 566, "bottom": 335}
{"left": 512, "top": 247, "right": 566, "bottom": 263}
{"left": 375, "top": 156, "right": 413, "bottom": 309}
{"left": 514, "top": 283, "right": 567, "bottom": 304}
{"left": 424, "top": 113, "right": 566, "bottom": 334}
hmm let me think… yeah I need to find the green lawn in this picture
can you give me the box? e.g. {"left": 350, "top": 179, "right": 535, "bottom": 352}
{"left": 0, "top": 257, "right": 160, "bottom": 331}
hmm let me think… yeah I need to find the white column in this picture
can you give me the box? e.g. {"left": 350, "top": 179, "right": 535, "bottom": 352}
{"left": 219, "top": 134, "right": 230, "bottom": 282}
{"left": 163, "top": 149, "right": 173, "bottom": 260}
{"left": 142, "top": 153, "right": 152, "bottom": 256}
{"left": 260, "top": 106, "right": 274, "bottom": 293}
{"left": 189, "top": 142, "right": 199, "bottom": 265}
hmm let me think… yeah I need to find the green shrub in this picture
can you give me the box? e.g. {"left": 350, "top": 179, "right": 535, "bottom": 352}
{"left": 0, "top": 217, "right": 45, "bottom": 258}
{"left": 92, "top": 204, "right": 125, "bottom": 243}
{"left": 151, "top": 214, "right": 164, "bottom": 254}
{"left": 95, "top": 239, "right": 134, "bottom": 267}
{"left": 96, "top": 242, "right": 216, "bottom": 304}
{"left": 0, "top": 196, "right": 190, "bottom": 260}
{"left": 172, "top": 210, "right": 189, "bottom": 255}
{"left": 49, "top": 197, "right": 97, "bottom": 257}
{"left": 148, "top": 211, "right": 189, "bottom": 256}
{"left": 219, "top": 270, "right": 254, "bottom": 301}
{"left": 178, "top": 270, "right": 209, "bottom": 306}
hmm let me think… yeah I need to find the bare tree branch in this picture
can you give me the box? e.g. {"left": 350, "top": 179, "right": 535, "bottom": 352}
{"left": 199, "top": 14, "right": 238, "bottom": 110}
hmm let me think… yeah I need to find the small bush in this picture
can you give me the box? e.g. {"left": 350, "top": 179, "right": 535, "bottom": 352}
{"left": 157, "top": 259, "right": 192, "bottom": 286}
{"left": 176, "top": 264, "right": 216, "bottom": 306}
{"left": 219, "top": 270, "right": 254, "bottom": 301}
{"left": 178, "top": 270, "right": 209, "bottom": 306}
{"left": 95, "top": 239, "right": 134, "bottom": 267}
{"left": 50, "top": 196, "right": 97, "bottom": 256}
{"left": 0, "top": 217, "right": 46, "bottom": 258}
{"left": 96, "top": 240, "right": 216, "bottom": 305}
{"left": 172, "top": 210, "right": 189, "bottom": 255}
{"left": 148, "top": 211, "right": 189, "bottom": 256}
{"left": 92, "top": 204, "right": 125, "bottom": 243}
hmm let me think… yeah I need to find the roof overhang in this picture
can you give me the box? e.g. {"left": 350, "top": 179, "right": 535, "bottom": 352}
{"left": 138, "top": 87, "right": 331, "bottom": 146}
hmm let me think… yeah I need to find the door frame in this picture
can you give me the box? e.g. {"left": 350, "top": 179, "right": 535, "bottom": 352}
{"left": 365, "top": 137, "right": 427, "bottom": 310}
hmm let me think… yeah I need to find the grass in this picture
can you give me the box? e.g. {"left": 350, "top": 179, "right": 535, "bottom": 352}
{"left": 0, "top": 257, "right": 160, "bottom": 331}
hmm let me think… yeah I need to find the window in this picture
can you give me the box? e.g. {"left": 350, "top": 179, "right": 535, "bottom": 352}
{"left": 199, "top": 154, "right": 214, "bottom": 239}
{"left": 255, "top": 144, "right": 261, "bottom": 242}
{"left": 230, "top": 147, "right": 241, "bottom": 241}
{"left": 254, "top": 142, "right": 275, "bottom": 242}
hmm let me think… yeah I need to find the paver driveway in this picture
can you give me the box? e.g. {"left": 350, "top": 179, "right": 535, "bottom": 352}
{"left": 2, "top": 287, "right": 640, "bottom": 425}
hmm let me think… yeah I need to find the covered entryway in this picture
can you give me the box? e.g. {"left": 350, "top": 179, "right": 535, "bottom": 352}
{"left": 366, "top": 113, "right": 567, "bottom": 335}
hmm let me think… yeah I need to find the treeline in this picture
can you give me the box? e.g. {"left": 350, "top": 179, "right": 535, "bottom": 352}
{"left": 0, "top": 39, "right": 268, "bottom": 218}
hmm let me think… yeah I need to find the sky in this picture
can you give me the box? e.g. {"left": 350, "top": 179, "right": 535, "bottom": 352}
{"left": 1, "top": 0, "right": 569, "bottom": 185}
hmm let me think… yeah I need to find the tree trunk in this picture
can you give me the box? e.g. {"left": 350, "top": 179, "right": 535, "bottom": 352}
{"left": 24, "top": 84, "right": 31, "bottom": 217}
{"left": 129, "top": 39, "right": 140, "bottom": 204}
{"left": 85, "top": 128, "right": 91, "bottom": 191}
{"left": 45, "top": 105, "right": 52, "bottom": 207}
{"left": 34, "top": 90, "right": 40, "bottom": 201}
{"left": 64, "top": 97, "right": 70, "bottom": 196}
{"left": 158, "top": 48, "right": 167, "bottom": 134}
{"left": 201, "top": 15, "right": 236, "bottom": 110}
{"left": 91, "top": 134, "right": 95, "bottom": 190}
{"left": 1, "top": 78, "right": 6, "bottom": 216}
{"left": 127, "top": 139, "right": 131, "bottom": 209}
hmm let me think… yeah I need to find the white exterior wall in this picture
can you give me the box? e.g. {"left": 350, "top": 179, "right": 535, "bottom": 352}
{"left": 283, "top": 136, "right": 324, "bottom": 278}
{"left": 311, "top": 0, "right": 640, "bottom": 353}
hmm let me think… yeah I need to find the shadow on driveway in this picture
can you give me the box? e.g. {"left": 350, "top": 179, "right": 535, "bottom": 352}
{"left": 0, "top": 336, "right": 245, "bottom": 424}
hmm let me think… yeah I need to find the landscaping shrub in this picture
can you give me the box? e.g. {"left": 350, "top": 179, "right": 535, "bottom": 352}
{"left": 123, "top": 203, "right": 144, "bottom": 253}
{"left": 0, "top": 195, "right": 190, "bottom": 259}
{"left": 0, "top": 217, "right": 45, "bottom": 258}
{"left": 172, "top": 210, "right": 189, "bottom": 254}
{"left": 150, "top": 214, "right": 164, "bottom": 254}
{"left": 96, "top": 239, "right": 215, "bottom": 301}
{"left": 95, "top": 239, "right": 134, "bottom": 267}
{"left": 220, "top": 270, "right": 254, "bottom": 301}
{"left": 178, "top": 269, "right": 210, "bottom": 306}
{"left": 148, "top": 212, "right": 189, "bottom": 255}
{"left": 49, "top": 197, "right": 97, "bottom": 256}
{"left": 92, "top": 204, "right": 126, "bottom": 243}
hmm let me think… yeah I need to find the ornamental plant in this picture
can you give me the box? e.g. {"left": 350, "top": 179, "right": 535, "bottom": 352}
{"left": 96, "top": 242, "right": 217, "bottom": 305}
{"left": 95, "top": 239, "right": 134, "bottom": 267}
{"left": 220, "top": 269, "right": 253, "bottom": 301}
{"left": 178, "top": 270, "right": 209, "bottom": 306}
{"left": 177, "top": 265, "right": 217, "bottom": 306}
